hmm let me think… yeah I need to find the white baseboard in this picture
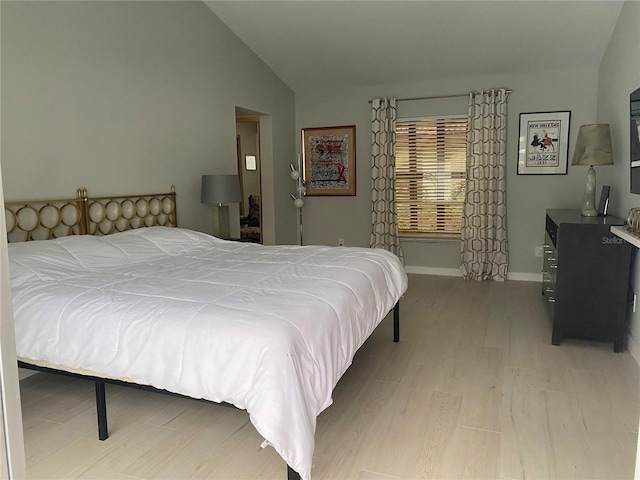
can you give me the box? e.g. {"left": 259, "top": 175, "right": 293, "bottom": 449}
{"left": 628, "top": 334, "right": 640, "bottom": 367}
{"left": 507, "top": 272, "right": 542, "bottom": 282}
{"left": 404, "top": 266, "right": 542, "bottom": 283}
{"left": 404, "top": 266, "right": 463, "bottom": 277}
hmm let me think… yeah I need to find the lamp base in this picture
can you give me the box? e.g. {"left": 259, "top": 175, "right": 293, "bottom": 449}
{"left": 581, "top": 166, "right": 598, "bottom": 217}
{"left": 212, "top": 205, "right": 231, "bottom": 239}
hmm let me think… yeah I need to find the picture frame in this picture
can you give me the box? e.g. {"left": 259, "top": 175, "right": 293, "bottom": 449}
{"left": 245, "top": 155, "right": 257, "bottom": 171}
{"left": 302, "top": 125, "right": 356, "bottom": 196}
{"left": 517, "top": 111, "right": 571, "bottom": 175}
{"left": 598, "top": 185, "right": 610, "bottom": 216}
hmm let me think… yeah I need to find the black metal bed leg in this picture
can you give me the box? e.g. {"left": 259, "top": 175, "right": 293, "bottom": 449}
{"left": 393, "top": 302, "right": 400, "bottom": 342}
{"left": 95, "top": 380, "right": 108, "bottom": 441}
{"left": 287, "top": 465, "right": 300, "bottom": 480}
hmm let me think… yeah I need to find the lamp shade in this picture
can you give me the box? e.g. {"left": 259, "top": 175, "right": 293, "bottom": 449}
{"left": 201, "top": 174, "right": 242, "bottom": 205}
{"left": 571, "top": 124, "right": 614, "bottom": 166}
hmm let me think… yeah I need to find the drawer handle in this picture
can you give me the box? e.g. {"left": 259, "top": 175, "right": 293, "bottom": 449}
{"left": 545, "top": 287, "right": 554, "bottom": 293}
{"left": 550, "top": 264, "right": 558, "bottom": 269}
{"left": 547, "top": 297, "right": 556, "bottom": 303}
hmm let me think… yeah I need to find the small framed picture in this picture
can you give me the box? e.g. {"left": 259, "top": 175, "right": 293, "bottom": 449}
{"left": 302, "top": 125, "right": 356, "bottom": 196}
{"left": 517, "top": 111, "right": 571, "bottom": 175}
{"left": 245, "top": 155, "right": 257, "bottom": 171}
{"left": 598, "top": 185, "right": 610, "bottom": 216}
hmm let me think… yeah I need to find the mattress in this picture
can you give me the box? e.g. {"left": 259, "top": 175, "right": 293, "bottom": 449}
{"left": 9, "top": 227, "right": 407, "bottom": 479}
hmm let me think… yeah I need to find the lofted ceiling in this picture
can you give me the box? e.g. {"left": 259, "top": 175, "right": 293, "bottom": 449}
{"left": 205, "top": 0, "right": 625, "bottom": 92}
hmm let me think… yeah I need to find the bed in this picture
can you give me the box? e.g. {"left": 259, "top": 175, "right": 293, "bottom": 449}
{"left": 6, "top": 187, "right": 408, "bottom": 480}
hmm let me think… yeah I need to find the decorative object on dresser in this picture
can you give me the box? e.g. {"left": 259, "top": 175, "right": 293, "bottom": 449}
{"left": 627, "top": 207, "right": 640, "bottom": 235}
{"left": 200, "top": 174, "right": 242, "bottom": 239}
{"left": 597, "top": 185, "right": 610, "bottom": 216}
{"left": 542, "top": 209, "right": 632, "bottom": 352}
{"left": 571, "top": 124, "right": 614, "bottom": 217}
{"left": 611, "top": 208, "right": 640, "bottom": 249}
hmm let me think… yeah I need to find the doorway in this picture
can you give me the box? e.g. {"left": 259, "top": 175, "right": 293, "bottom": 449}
{"left": 235, "top": 114, "right": 262, "bottom": 243}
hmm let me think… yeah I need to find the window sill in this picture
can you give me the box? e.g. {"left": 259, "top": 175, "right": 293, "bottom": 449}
{"left": 399, "top": 235, "right": 460, "bottom": 244}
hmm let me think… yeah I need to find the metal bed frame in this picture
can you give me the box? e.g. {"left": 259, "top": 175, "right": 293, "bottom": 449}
{"left": 17, "top": 302, "right": 399, "bottom": 480}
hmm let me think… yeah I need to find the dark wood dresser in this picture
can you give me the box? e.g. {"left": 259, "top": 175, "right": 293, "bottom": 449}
{"left": 542, "top": 209, "right": 632, "bottom": 352}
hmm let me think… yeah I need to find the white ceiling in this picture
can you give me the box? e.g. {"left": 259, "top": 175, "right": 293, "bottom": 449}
{"left": 205, "top": 0, "right": 624, "bottom": 92}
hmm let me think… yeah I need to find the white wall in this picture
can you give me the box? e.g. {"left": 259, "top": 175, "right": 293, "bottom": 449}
{"left": 1, "top": 1, "right": 298, "bottom": 244}
{"left": 0, "top": 160, "right": 27, "bottom": 479}
{"left": 597, "top": 0, "right": 640, "bottom": 362}
{"left": 296, "top": 66, "right": 602, "bottom": 277}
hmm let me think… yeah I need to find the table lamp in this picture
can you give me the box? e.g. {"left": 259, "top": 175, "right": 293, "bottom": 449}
{"left": 201, "top": 174, "right": 242, "bottom": 238}
{"left": 571, "top": 124, "right": 614, "bottom": 217}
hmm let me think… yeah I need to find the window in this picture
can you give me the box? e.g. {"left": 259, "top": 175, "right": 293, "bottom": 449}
{"left": 395, "top": 116, "right": 467, "bottom": 238}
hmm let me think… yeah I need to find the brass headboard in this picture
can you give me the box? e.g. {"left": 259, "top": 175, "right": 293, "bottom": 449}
{"left": 5, "top": 186, "right": 177, "bottom": 242}
{"left": 86, "top": 186, "right": 177, "bottom": 235}
{"left": 5, "top": 189, "right": 87, "bottom": 243}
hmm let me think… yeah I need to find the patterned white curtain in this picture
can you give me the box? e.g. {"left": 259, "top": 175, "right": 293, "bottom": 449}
{"left": 370, "top": 97, "right": 403, "bottom": 262}
{"left": 461, "top": 89, "right": 510, "bottom": 281}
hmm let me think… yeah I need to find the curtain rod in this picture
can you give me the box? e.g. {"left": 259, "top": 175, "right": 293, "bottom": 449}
{"left": 368, "top": 90, "right": 512, "bottom": 104}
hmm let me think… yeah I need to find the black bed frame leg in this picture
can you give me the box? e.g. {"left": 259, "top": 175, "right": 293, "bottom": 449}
{"left": 393, "top": 302, "right": 400, "bottom": 342}
{"left": 287, "top": 465, "right": 300, "bottom": 480}
{"left": 95, "top": 380, "right": 109, "bottom": 441}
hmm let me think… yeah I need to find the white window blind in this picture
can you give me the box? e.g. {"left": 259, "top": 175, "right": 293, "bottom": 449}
{"left": 396, "top": 116, "right": 467, "bottom": 238}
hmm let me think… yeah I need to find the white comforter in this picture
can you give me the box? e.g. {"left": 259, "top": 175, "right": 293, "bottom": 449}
{"left": 9, "top": 227, "right": 407, "bottom": 479}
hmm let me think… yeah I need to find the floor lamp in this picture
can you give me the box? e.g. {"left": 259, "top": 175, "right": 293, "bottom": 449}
{"left": 201, "top": 174, "right": 242, "bottom": 239}
{"left": 290, "top": 154, "right": 307, "bottom": 246}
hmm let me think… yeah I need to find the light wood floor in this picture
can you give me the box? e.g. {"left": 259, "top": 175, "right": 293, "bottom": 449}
{"left": 19, "top": 274, "right": 640, "bottom": 479}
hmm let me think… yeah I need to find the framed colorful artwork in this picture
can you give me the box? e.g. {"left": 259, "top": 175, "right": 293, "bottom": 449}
{"left": 302, "top": 125, "right": 356, "bottom": 196}
{"left": 517, "top": 111, "right": 571, "bottom": 175}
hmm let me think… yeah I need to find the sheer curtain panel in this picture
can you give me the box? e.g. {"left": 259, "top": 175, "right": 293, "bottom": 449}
{"left": 461, "top": 89, "right": 510, "bottom": 281}
{"left": 370, "top": 97, "right": 403, "bottom": 262}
